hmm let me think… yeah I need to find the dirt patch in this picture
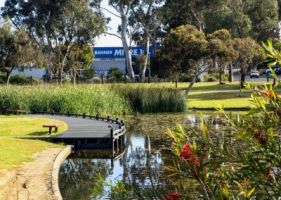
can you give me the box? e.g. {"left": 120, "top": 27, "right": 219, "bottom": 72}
{"left": 0, "top": 148, "right": 63, "bottom": 200}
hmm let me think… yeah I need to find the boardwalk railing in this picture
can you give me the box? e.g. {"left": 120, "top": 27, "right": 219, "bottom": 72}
{"left": 38, "top": 111, "right": 125, "bottom": 140}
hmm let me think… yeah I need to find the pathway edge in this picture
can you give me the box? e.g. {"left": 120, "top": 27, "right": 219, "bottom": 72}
{"left": 52, "top": 145, "right": 72, "bottom": 200}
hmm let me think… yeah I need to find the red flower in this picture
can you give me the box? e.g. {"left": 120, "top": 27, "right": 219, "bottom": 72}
{"left": 180, "top": 143, "right": 200, "bottom": 166}
{"left": 164, "top": 192, "right": 181, "bottom": 200}
{"left": 180, "top": 143, "right": 192, "bottom": 159}
{"left": 254, "top": 131, "right": 266, "bottom": 144}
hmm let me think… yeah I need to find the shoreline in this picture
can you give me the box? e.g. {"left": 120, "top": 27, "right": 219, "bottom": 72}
{"left": 0, "top": 146, "right": 71, "bottom": 200}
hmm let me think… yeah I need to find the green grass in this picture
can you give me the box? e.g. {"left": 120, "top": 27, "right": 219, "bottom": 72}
{"left": 0, "top": 138, "right": 61, "bottom": 169}
{"left": 0, "top": 116, "right": 65, "bottom": 169}
{"left": 0, "top": 116, "right": 68, "bottom": 136}
{"left": 188, "top": 91, "right": 252, "bottom": 110}
{"left": 186, "top": 82, "right": 279, "bottom": 110}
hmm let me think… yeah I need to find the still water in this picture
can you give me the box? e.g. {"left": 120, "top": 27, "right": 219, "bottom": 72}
{"left": 59, "top": 114, "right": 212, "bottom": 199}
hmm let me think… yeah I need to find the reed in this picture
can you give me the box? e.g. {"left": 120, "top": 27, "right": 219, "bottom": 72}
{"left": 0, "top": 84, "right": 187, "bottom": 115}
{"left": 0, "top": 85, "right": 130, "bottom": 116}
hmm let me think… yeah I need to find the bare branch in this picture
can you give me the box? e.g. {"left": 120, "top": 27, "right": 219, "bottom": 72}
{"left": 100, "top": 6, "right": 121, "bottom": 18}
{"left": 104, "top": 32, "right": 122, "bottom": 39}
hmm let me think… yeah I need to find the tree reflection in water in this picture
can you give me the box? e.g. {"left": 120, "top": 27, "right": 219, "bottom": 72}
{"left": 59, "top": 114, "right": 206, "bottom": 199}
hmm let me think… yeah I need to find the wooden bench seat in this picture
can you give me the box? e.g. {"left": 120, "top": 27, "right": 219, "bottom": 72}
{"left": 43, "top": 123, "right": 64, "bottom": 135}
{"left": 7, "top": 109, "right": 27, "bottom": 115}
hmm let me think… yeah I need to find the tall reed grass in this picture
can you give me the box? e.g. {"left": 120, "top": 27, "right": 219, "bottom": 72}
{"left": 0, "top": 85, "right": 130, "bottom": 116}
{"left": 0, "top": 84, "right": 187, "bottom": 115}
{"left": 111, "top": 86, "right": 186, "bottom": 113}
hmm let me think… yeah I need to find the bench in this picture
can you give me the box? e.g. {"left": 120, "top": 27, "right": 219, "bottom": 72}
{"left": 43, "top": 123, "right": 64, "bottom": 135}
{"left": 7, "top": 109, "right": 27, "bottom": 115}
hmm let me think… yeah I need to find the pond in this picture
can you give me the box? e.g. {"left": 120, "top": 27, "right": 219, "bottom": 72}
{"left": 58, "top": 113, "right": 217, "bottom": 199}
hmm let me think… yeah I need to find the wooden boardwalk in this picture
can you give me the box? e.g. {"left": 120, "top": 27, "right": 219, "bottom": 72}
{"left": 29, "top": 114, "right": 126, "bottom": 151}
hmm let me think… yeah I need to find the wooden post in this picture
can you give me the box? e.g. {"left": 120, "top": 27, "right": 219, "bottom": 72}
{"left": 107, "top": 116, "right": 110, "bottom": 122}
{"left": 83, "top": 113, "right": 86, "bottom": 118}
{"left": 111, "top": 128, "right": 114, "bottom": 156}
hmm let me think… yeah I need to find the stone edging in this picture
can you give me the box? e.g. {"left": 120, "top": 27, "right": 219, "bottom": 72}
{"left": 51, "top": 145, "right": 72, "bottom": 200}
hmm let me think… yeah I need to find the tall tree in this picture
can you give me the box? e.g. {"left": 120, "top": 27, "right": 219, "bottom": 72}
{"left": 129, "top": 0, "right": 156, "bottom": 82}
{"left": 159, "top": 25, "right": 209, "bottom": 95}
{"left": 160, "top": 0, "right": 279, "bottom": 41}
{"left": 232, "top": 38, "right": 260, "bottom": 88}
{"left": 207, "top": 29, "right": 238, "bottom": 84}
{"left": 0, "top": 23, "right": 45, "bottom": 84}
{"left": 2, "top": 0, "right": 105, "bottom": 85}
{"left": 160, "top": 0, "right": 207, "bottom": 31}
{"left": 105, "top": 0, "right": 136, "bottom": 81}
{"left": 246, "top": 0, "right": 279, "bottom": 41}
{"left": 66, "top": 44, "right": 94, "bottom": 86}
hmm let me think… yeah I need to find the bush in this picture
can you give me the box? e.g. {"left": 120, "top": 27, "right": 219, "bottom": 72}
{"left": 165, "top": 87, "right": 281, "bottom": 199}
{"left": 204, "top": 73, "right": 228, "bottom": 82}
{"left": 108, "top": 67, "right": 124, "bottom": 82}
{"left": 92, "top": 77, "right": 102, "bottom": 84}
{"left": 10, "top": 75, "right": 30, "bottom": 85}
{"left": 178, "top": 73, "right": 201, "bottom": 82}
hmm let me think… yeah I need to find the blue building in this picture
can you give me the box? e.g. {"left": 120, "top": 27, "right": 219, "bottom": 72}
{"left": 93, "top": 46, "right": 157, "bottom": 76}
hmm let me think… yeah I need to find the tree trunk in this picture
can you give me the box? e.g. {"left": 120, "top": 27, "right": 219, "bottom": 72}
{"left": 141, "top": 34, "right": 150, "bottom": 82}
{"left": 273, "top": 77, "right": 276, "bottom": 86}
{"left": 6, "top": 71, "right": 12, "bottom": 85}
{"left": 228, "top": 64, "right": 233, "bottom": 82}
{"left": 5, "top": 67, "right": 15, "bottom": 85}
{"left": 120, "top": 10, "right": 135, "bottom": 82}
{"left": 175, "top": 74, "right": 178, "bottom": 88}
{"left": 59, "top": 67, "right": 63, "bottom": 85}
{"left": 240, "top": 72, "right": 246, "bottom": 88}
{"left": 72, "top": 69, "right": 76, "bottom": 87}
{"left": 219, "top": 68, "right": 222, "bottom": 84}
{"left": 186, "top": 75, "right": 198, "bottom": 96}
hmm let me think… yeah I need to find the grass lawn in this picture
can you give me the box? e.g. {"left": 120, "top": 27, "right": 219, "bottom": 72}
{"left": 0, "top": 138, "right": 62, "bottom": 169}
{"left": 0, "top": 116, "right": 67, "bottom": 169}
{"left": 188, "top": 91, "right": 252, "bottom": 110}
{"left": 0, "top": 116, "right": 68, "bottom": 136}
{"left": 183, "top": 81, "right": 281, "bottom": 110}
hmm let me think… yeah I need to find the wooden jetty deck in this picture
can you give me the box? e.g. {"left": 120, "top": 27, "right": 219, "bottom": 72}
{"left": 29, "top": 113, "right": 126, "bottom": 152}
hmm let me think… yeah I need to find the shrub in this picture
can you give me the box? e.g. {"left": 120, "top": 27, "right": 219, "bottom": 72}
{"left": 10, "top": 75, "right": 30, "bottom": 85}
{"left": 165, "top": 86, "right": 281, "bottom": 199}
{"left": 108, "top": 67, "right": 124, "bottom": 82}
{"left": 92, "top": 77, "right": 102, "bottom": 84}
{"left": 204, "top": 73, "right": 228, "bottom": 82}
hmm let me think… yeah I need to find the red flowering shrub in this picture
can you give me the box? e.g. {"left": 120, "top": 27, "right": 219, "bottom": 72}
{"left": 163, "top": 192, "right": 181, "bottom": 200}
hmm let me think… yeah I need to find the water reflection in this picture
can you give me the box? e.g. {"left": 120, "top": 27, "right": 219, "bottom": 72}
{"left": 59, "top": 114, "right": 215, "bottom": 200}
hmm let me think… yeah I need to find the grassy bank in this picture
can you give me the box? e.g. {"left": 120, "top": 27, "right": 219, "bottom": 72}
{"left": 0, "top": 116, "right": 68, "bottom": 137}
{"left": 0, "top": 116, "right": 65, "bottom": 169}
{"left": 0, "top": 138, "right": 61, "bottom": 169}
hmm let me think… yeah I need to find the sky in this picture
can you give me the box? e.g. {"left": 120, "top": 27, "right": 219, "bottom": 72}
{"left": 0, "top": 0, "right": 123, "bottom": 47}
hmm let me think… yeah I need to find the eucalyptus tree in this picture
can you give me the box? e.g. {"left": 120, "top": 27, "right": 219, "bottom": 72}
{"left": 232, "top": 38, "right": 261, "bottom": 88}
{"left": 160, "top": 25, "right": 209, "bottom": 95}
{"left": 129, "top": 0, "right": 158, "bottom": 82}
{"left": 2, "top": 0, "right": 105, "bottom": 85}
{"left": 103, "top": 0, "right": 137, "bottom": 81}
{"left": 207, "top": 29, "right": 238, "bottom": 84}
{"left": 66, "top": 44, "right": 94, "bottom": 86}
{"left": 0, "top": 23, "right": 45, "bottom": 84}
{"left": 159, "top": 0, "right": 207, "bottom": 32}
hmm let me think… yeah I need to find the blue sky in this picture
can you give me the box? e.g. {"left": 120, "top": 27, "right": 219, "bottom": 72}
{"left": 0, "top": 0, "right": 122, "bottom": 47}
